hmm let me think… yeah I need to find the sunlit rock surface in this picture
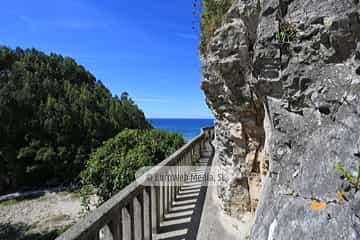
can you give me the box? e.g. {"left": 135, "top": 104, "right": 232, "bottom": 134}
{"left": 201, "top": 0, "right": 360, "bottom": 239}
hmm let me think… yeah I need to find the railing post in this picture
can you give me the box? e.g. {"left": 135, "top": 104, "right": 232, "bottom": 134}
{"left": 183, "top": 154, "right": 187, "bottom": 183}
{"left": 174, "top": 161, "right": 178, "bottom": 197}
{"left": 170, "top": 167, "right": 175, "bottom": 205}
{"left": 145, "top": 187, "right": 153, "bottom": 240}
{"left": 198, "top": 143, "right": 200, "bottom": 159}
{"left": 186, "top": 151, "right": 190, "bottom": 166}
{"left": 173, "top": 165, "right": 177, "bottom": 201}
{"left": 165, "top": 173, "right": 170, "bottom": 214}
{"left": 90, "top": 231, "right": 99, "bottom": 240}
{"left": 195, "top": 144, "right": 198, "bottom": 160}
{"left": 193, "top": 145, "right": 196, "bottom": 163}
{"left": 178, "top": 156, "right": 182, "bottom": 193}
{"left": 109, "top": 206, "right": 122, "bottom": 240}
{"left": 137, "top": 193, "right": 145, "bottom": 240}
{"left": 179, "top": 155, "right": 183, "bottom": 178}
{"left": 123, "top": 201, "right": 135, "bottom": 240}
{"left": 202, "top": 138, "right": 206, "bottom": 154}
{"left": 191, "top": 147, "right": 194, "bottom": 164}
{"left": 161, "top": 181, "right": 166, "bottom": 220}
{"left": 167, "top": 169, "right": 171, "bottom": 211}
{"left": 155, "top": 185, "right": 161, "bottom": 231}
{"left": 172, "top": 166, "right": 176, "bottom": 205}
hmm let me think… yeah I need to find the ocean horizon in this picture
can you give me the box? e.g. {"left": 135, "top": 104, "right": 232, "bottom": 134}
{"left": 148, "top": 118, "right": 214, "bottom": 141}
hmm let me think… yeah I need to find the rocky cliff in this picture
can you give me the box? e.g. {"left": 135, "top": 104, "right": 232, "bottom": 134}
{"left": 200, "top": 0, "right": 360, "bottom": 239}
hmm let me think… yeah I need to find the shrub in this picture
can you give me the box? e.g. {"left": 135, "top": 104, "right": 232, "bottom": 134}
{"left": 275, "top": 22, "right": 297, "bottom": 44}
{"left": 335, "top": 164, "right": 360, "bottom": 189}
{"left": 80, "top": 129, "right": 184, "bottom": 207}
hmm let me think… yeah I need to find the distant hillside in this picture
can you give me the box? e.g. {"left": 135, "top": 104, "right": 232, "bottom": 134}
{"left": 0, "top": 46, "right": 151, "bottom": 192}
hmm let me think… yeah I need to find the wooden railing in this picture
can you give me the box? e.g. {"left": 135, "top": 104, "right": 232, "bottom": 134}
{"left": 56, "top": 127, "right": 214, "bottom": 240}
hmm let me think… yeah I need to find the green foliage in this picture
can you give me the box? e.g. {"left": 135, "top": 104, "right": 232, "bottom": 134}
{"left": 200, "top": 0, "right": 235, "bottom": 54}
{"left": 275, "top": 22, "right": 297, "bottom": 44}
{"left": 335, "top": 164, "right": 360, "bottom": 188}
{"left": 0, "top": 46, "right": 151, "bottom": 192}
{"left": 80, "top": 129, "right": 184, "bottom": 205}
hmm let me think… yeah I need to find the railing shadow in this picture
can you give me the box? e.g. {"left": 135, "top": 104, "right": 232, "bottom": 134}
{"left": 155, "top": 143, "right": 215, "bottom": 240}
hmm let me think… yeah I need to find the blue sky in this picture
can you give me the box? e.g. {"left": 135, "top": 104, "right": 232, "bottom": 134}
{"left": 1, "top": 0, "right": 213, "bottom": 119}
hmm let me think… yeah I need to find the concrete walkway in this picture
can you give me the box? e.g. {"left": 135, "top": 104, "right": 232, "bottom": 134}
{"left": 153, "top": 142, "right": 254, "bottom": 240}
{"left": 153, "top": 143, "right": 213, "bottom": 240}
{"left": 197, "top": 151, "right": 254, "bottom": 240}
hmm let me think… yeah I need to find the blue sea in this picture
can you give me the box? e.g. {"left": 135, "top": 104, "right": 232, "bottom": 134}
{"left": 148, "top": 118, "right": 214, "bottom": 141}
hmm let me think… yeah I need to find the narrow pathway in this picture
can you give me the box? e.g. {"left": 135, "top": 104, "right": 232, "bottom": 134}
{"left": 197, "top": 150, "right": 255, "bottom": 240}
{"left": 153, "top": 143, "right": 214, "bottom": 240}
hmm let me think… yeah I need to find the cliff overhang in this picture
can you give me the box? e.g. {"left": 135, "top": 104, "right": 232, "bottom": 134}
{"left": 200, "top": 0, "right": 360, "bottom": 239}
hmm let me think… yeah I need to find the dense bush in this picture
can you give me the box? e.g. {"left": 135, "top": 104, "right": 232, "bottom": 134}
{"left": 0, "top": 46, "right": 151, "bottom": 192}
{"left": 81, "top": 129, "right": 184, "bottom": 205}
{"left": 200, "top": 0, "right": 235, "bottom": 54}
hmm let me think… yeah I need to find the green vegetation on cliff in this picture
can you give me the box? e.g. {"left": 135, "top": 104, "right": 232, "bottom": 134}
{"left": 81, "top": 129, "right": 184, "bottom": 205}
{"left": 200, "top": 0, "right": 235, "bottom": 54}
{"left": 0, "top": 46, "right": 151, "bottom": 192}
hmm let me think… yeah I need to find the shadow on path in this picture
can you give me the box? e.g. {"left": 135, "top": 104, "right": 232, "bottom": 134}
{"left": 154, "top": 143, "right": 214, "bottom": 240}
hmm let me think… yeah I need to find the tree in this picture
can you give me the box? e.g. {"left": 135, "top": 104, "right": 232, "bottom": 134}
{"left": 0, "top": 46, "right": 152, "bottom": 192}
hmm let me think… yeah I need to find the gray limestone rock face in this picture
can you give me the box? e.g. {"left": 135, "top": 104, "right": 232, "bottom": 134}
{"left": 201, "top": 0, "right": 360, "bottom": 239}
{"left": 201, "top": 0, "right": 266, "bottom": 216}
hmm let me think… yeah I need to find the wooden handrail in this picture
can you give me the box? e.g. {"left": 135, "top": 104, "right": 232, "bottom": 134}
{"left": 56, "top": 126, "right": 214, "bottom": 240}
